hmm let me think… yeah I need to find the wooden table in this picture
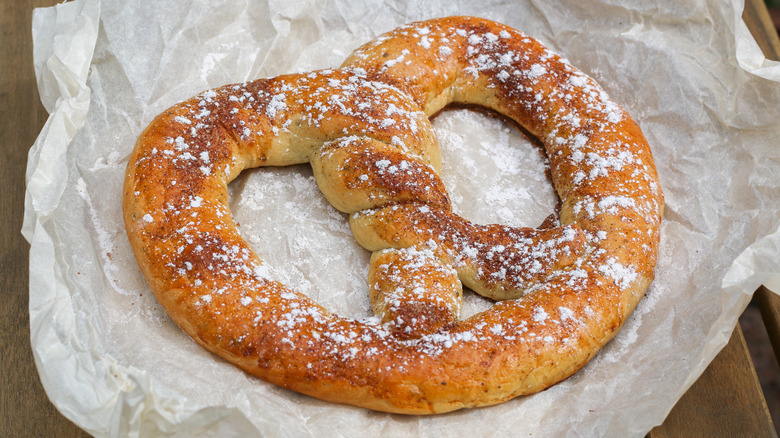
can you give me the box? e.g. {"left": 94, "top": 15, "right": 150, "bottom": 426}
{"left": 2, "top": 1, "right": 778, "bottom": 436}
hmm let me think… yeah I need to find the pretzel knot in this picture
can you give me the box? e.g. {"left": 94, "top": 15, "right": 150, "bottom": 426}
{"left": 124, "top": 16, "right": 663, "bottom": 414}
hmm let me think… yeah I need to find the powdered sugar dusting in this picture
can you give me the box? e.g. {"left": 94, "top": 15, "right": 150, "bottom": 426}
{"left": 125, "top": 17, "right": 662, "bottom": 399}
{"left": 435, "top": 110, "right": 555, "bottom": 228}
{"left": 599, "top": 257, "right": 639, "bottom": 290}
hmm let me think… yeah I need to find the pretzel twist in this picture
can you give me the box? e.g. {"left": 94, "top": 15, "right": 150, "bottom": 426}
{"left": 124, "top": 16, "right": 663, "bottom": 414}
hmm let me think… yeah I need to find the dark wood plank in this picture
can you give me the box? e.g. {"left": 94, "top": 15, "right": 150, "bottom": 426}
{"left": 648, "top": 326, "right": 777, "bottom": 438}
{"left": 744, "top": 0, "right": 780, "bottom": 60}
{"left": 0, "top": 0, "right": 91, "bottom": 437}
{"left": 756, "top": 286, "right": 780, "bottom": 366}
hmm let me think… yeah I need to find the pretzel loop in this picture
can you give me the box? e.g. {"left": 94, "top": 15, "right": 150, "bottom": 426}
{"left": 124, "top": 16, "right": 663, "bottom": 414}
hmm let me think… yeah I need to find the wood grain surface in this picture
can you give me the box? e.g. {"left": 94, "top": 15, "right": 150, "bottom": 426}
{"left": 744, "top": 0, "right": 780, "bottom": 59}
{"left": 756, "top": 286, "right": 780, "bottom": 362}
{"left": 1, "top": 1, "right": 777, "bottom": 437}
{"left": 648, "top": 326, "right": 777, "bottom": 437}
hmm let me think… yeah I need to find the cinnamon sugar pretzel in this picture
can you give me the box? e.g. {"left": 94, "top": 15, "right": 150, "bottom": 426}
{"left": 123, "top": 16, "right": 663, "bottom": 414}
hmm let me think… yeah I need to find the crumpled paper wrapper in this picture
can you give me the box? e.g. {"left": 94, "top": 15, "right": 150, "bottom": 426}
{"left": 24, "top": 0, "right": 780, "bottom": 436}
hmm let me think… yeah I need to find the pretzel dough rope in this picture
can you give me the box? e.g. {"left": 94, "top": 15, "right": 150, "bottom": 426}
{"left": 123, "top": 16, "right": 663, "bottom": 414}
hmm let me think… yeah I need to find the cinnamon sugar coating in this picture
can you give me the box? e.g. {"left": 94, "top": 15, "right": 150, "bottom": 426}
{"left": 123, "top": 16, "right": 663, "bottom": 414}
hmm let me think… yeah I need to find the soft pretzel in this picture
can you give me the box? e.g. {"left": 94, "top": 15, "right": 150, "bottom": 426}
{"left": 123, "top": 16, "right": 663, "bottom": 414}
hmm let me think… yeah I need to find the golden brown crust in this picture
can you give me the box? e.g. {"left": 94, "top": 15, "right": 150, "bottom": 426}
{"left": 123, "top": 16, "right": 663, "bottom": 414}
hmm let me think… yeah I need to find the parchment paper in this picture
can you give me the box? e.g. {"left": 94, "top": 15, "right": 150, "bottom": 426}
{"left": 24, "top": 0, "right": 780, "bottom": 436}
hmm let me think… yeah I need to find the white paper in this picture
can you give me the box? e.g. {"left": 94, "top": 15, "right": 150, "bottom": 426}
{"left": 25, "top": 0, "right": 780, "bottom": 436}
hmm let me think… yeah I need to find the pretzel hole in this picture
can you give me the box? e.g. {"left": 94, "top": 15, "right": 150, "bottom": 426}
{"left": 434, "top": 107, "right": 558, "bottom": 230}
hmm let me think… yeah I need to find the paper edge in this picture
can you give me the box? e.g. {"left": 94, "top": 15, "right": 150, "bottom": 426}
{"left": 733, "top": 0, "right": 780, "bottom": 81}
{"left": 26, "top": 1, "right": 285, "bottom": 436}
{"left": 23, "top": 0, "right": 99, "bottom": 240}
{"left": 650, "top": 0, "right": 780, "bottom": 413}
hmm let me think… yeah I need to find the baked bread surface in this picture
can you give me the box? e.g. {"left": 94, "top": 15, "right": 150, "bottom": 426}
{"left": 123, "top": 16, "right": 664, "bottom": 414}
